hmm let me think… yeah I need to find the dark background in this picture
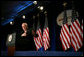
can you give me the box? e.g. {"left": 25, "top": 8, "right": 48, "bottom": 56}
{"left": 1, "top": 0, "right": 83, "bottom": 51}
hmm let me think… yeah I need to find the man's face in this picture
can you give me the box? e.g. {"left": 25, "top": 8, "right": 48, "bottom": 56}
{"left": 22, "top": 24, "right": 28, "bottom": 31}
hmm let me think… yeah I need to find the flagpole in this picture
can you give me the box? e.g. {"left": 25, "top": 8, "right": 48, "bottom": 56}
{"left": 32, "top": 15, "right": 35, "bottom": 34}
{"left": 63, "top": 2, "right": 67, "bottom": 8}
{"left": 44, "top": 11, "right": 48, "bottom": 27}
{"left": 44, "top": 11, "right": 47, "bottom": 16}
{"left": 33, "top": 15, "right": 36, "bottom": 34}
{"left": 63, "top": 2, "right": 67, "bottom": 25}
{"left": 71, "top": 1, "right": 78, "bottom": 21}
{"left": 37, "top": 13, "right": 40, "bottom": 29}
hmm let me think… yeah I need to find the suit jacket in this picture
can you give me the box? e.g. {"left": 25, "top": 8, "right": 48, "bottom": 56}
{"left": 16, "top": 28, "right": 36, "bottom": 51}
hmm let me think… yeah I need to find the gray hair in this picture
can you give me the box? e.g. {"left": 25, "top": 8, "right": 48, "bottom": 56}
{"left": 22, "top": 23, "right": 28, "bottom": 29}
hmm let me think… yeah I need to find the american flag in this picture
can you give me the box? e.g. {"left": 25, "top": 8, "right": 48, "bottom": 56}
{"left": 43, "top": 12, "right": 50, "bottom": 51}
{"left": 34, "top": 29, "right": 43, "bottom": 50}
{"left": 70, "top": 10, "right": 83, "bottom": 51}
{"left": 60, "top": 10, "right": 71, "bottom": 51}
{"left": 34, "top": 14, "right": 43, "bottom": 51}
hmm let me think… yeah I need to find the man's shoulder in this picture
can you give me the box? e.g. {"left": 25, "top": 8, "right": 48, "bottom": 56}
{"left": 28, "top": 28, "right": 34, "bottom": 32}
{"left": 29, "top": 28, "right": 33, "bottom": 31}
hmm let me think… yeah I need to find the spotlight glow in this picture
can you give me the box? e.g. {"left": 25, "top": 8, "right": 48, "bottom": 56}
{"left": 39, "top": 6, "right": 44, "bottom": 10}
{"left": 38, "top": 6, "right": 40, "bottom": 9}
{"left": 22, "top": 15, "right": 25, "bottom": 19}
{"left": 10, "top": 22, "right": 13, "bottom": 25}
{"left": 33, "top": 1, "right": 37, "bottom": 5}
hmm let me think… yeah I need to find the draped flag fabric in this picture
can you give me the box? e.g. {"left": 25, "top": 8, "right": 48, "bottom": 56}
{"left": 43, "top": 12, "right": 50, "bottom": 51}
{"left": 60, "top": 10, "right": 71, "bottom": 51}
{"left": 34, "top": 14, "right": 43, "bottom": 51}
{"left": 81, "top": 19, "right": 83, "bottom": 39}
{"left": 70, "top": 10, "right": 83, "bottom": 51}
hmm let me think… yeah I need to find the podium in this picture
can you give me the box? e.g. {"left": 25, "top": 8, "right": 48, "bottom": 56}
{"left": 6, "top": 33, "right": 16, "bottom": 56}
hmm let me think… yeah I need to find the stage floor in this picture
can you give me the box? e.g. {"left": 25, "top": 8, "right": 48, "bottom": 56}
{"left": 1, "top": 51, "right": 83, "bottom": 56}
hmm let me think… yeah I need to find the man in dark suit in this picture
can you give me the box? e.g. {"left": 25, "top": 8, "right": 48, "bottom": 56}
{"left": 16, "top": 23, "right": 36, "bottom": 51}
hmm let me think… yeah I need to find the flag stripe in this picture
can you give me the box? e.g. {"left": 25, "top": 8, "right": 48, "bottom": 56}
{"left": 81, "top": 20, "right": 83, "bottom": 32}
{"left": 44, "top": 38, "right": 48, "bottom": 50}
{"left": 44, "top": 33, "right": 49, "bottom": 46}
{"left": 71, "top": 22, "right": 83, "bottom": 46}
{"left": 39, "top": 29, "right": 43, "bottom": 45}
{"left": 37, "top": 29, "right": 43, "bottom": 46}
{"left": 61, "top": 26, "right": 70, "bottom": 49}
{"left": 43, "top": 27, "right": 50, "bottom": 50}
{"left": 71, "top": 25, "right": 81, "bottom": 49}
{"left": 60, "top": 25, "right": 68, "bottom": 50}
{"left": 62, "top": 26, "right": 70, "bottom": 48}
{"left": 64, "top": 24, "right": 71, "bottom": 43}
{"left": 60, "top": 31, "right": 67, "bottom": 50}
{"left": 34, "top": 28, "right": 43, "bottom": 51}
{"left": 81, "top": 19, "right": 83, "bottom": 39}
{"left": 34, "top": 37, "right": 40, "bottom": 50}
{"left": 70, "top": 27, "right": 79, "bottom": 51}
{"left": 44, "top": 29, "right": 49, "bottom": 46}
{"left": 44, "top": 42, "right": 48, "bottom": 50}
{"left": 45, "top": 28, "right": 50, "bottom": 42}
{"left": 45, "top": 28, "right": 49, "bottom": 38}
{"left": 37, "top": 37, "right": 42, "bottom": 47}
{"left": 74, "top": 19, "right": 83, "bottom": 41}
{"left": 63, "top": 24, "right": 71, "bottom": 46}
{"left": 70, "top": 18, "right": 83, "bottom": 51}
{"left": 71, "top": 36, "right": 78, "bottom": 51}
{"left": 36, "top": 37, "right": 41, "bottom": 48}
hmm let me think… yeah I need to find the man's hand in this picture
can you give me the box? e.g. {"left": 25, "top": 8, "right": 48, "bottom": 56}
{"left": 21, "top": 33, "right": 27, "bottom": 37}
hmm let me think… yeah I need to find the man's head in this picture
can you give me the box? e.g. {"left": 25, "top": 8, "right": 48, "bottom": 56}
{"left": 22, "top": 23, "right": 28, "bottom": 32}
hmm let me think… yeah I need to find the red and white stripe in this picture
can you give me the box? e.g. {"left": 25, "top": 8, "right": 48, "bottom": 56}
{"left": 60, "top": 24, "right": 71, "bottom": 51}
{"left": 34, "top": 28, "right": 43, "bottom": 51}
{"left": 43, "top": 27, "right": 50, "bottom": 51}
{"left": 70, "top": 19, "right": 83, "bottom": 51}
{"left": 81, "top": 19, "right": 83, "bottom": 39}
